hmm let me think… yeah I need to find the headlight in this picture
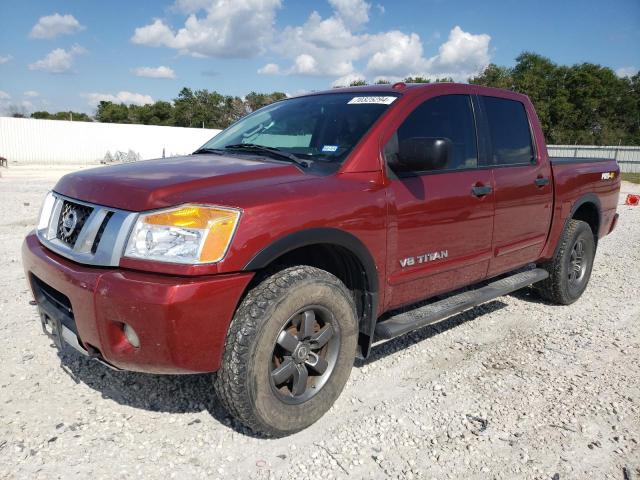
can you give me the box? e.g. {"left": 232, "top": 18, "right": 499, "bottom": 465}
{"left": 37, "top": 191, "right": 56, "bottom": 231}
{"left": 124, "top": 204, "right": 241, "bottom": 264}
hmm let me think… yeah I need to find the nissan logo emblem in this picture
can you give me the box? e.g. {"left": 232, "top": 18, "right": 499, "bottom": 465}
{"left": 61, "top": 209, "right": 78, "bottom": 237}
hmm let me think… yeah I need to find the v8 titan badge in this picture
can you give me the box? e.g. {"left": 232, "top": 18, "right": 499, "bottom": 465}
{"left": 400, "top": 250, "right": 449, "bottom": 268}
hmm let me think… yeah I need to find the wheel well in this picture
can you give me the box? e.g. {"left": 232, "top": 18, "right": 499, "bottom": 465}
{"left": 572, "top": 202, "right": 600, "bottom": 239}
{"left": 265, "top": 244, "right": 367, "bottom": 315}
{"left": 250, "top": 243, "right": 375, "bottom": 357}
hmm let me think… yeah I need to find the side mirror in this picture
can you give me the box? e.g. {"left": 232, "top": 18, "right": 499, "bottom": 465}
{"left": 397, "top": 137, "right": 452, "bottom": 172}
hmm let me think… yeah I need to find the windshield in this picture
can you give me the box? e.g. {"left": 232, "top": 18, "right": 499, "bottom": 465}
{"left": 198, "top": 92, "right": 399, "bottom": 166}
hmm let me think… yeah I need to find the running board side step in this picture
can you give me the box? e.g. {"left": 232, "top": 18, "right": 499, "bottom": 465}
{"left": 375, "top": 268, "right": 549, "bottom": 340}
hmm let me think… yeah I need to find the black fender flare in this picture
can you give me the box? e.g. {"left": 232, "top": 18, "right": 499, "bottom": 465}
{"left": 243, "top": 227, "right": 380, "bottom": 357}
{"left": 568, "top": 192, "right": 602, "bottom": 235}
{"left": 243, "top": 227, "right": 378, "bottom": 292}
{"left": 549, "top": 193, "right": 602, "bottom": 259}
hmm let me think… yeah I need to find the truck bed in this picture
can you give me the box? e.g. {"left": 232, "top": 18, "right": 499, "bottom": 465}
{"left": 540, "top": 156, "right": 620, "bottom": 263}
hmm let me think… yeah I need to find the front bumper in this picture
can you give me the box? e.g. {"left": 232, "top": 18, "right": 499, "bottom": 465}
{"left": 22, "top": 232, "right": 254, "bottom": 374}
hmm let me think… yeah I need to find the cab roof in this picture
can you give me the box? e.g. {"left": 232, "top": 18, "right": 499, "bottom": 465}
{"left": 293, "top": 82, "right": 531, "bottom": 104}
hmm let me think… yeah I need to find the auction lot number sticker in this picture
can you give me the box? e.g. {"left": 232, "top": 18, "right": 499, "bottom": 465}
{"left": 348, "top": 96, "right": 397, "bottom": 105}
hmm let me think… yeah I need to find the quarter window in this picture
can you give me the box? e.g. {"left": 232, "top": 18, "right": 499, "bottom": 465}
{"left": 481, "top": 96, "right": 534, "bottom": 165}
{"left": 384, "top": 94, "right": 478, "bottom": 175}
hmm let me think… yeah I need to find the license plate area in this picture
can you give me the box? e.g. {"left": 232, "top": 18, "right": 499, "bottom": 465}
{"left": 41, "top": 313, "right": 64, "bottom": 349}
{"left": 30, "top": 274, "right": 86, "bottom": 355}
{"left": 30, "top": 275, "right": 120, "bottom": 370}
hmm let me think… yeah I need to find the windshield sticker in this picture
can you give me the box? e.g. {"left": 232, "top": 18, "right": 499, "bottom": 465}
{"left": 348, "top": 96, "right": 397, "bottom": 105}
{"left": 322, "top": 145, "right": 339, "bottom": 152}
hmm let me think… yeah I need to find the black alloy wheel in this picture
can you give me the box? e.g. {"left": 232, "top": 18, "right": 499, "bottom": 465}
{"left": 269, "top": 306, "right": 340, "bottom": 404}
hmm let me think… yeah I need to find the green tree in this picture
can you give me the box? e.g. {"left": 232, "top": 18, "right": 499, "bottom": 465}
{"left": 469, "top": 53, "right": 639, "bottom": 145}
{"left": 95, "top": 102, "right": 130, "bottom": 123}
{"left": 129, "top": 101, "right": 175, "bottom": 126}
{"left": 173, "top": 88, "right": 239, "bottom": 128}
{"left": 172, "top": 88, "right": 198, "bottom": 127}
{"left": 403, "top": 76, "right": 430, "bottom": 83}
{"left": 31, "top": 111, "right": 52, "bottom": 119}
{"left": 469, "top": 63, "right": 513, "bottom": 89}
{"left": 627, "top": 73, "right": 640, "bottom": 144}
{"left": 31, "top": 110, "right": 92, "bottom": 122}
{"left": 244, "top": 91, "right": 287, "bottom": 112}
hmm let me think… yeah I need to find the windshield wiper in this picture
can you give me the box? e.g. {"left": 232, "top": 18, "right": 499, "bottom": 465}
{"left": 193, "top": 147, "right": 227, "bottom": 155}
{"left": 224, "top": 143, "right": 310, "bottom": 168}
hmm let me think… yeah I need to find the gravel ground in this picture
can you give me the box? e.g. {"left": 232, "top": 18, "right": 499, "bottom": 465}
{"left": 1, "top": 166, "right": 639, "bottom": 480}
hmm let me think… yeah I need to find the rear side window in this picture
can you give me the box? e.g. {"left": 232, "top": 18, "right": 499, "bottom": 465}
{"left": 384, "top": 94, "right": 478, "bottom": 174}
{"left": 481, "top": 96, "right": 534, "bottom": 165}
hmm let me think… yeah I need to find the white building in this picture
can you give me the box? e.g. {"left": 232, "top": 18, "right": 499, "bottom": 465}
{"left": 0, "top": 117, "right": 220, "bottom": 165}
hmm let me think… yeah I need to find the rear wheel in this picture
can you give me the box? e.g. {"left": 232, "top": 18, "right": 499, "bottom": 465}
{"left": 535, "top": 219, "right": 596, "bottom": 305}
{"left": 214, "top": 266, "right": 358, "bottom": 437}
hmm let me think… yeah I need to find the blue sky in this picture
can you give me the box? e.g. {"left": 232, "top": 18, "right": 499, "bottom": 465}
{"left": 0, "top": 0, "right": 638, "bottom": 115}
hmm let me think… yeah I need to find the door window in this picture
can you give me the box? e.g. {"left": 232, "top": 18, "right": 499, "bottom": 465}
{"left": 384, "top": 95, "right": 478, "bottom": 175}
{"left": 481, "top": 96, "right": 534, "bottom": 165}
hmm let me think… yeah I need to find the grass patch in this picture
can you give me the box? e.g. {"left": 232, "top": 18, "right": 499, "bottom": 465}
{"left": 621, "top": 172, "right": 640, "bottom": 184}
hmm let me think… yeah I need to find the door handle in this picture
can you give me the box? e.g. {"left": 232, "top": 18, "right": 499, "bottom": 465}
{"left": 535, "top": 177, "right": 549, "bottom": 187}
{"left": 471, "top": 185, "right": 492, "bottom": 197}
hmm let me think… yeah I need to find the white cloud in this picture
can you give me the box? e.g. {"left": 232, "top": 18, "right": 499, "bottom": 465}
{"left": 366, "top": 31, "right": 424, "bottom": 75}
{"left": 0, "top": 95, "right": 45, "bottom": 116}
{"left": 427, "top": 26, "right": 490, "bottom": 76}
{"left": 332, "top": 72, "right": 366, "bottom": 87}
{"left": 269, "top": 1, "right": 491, "bottom": 83}
{"left": 131, "top": 20, "right": 175, "bottom": 48}
{"left": 132, "top": 65, "right": 176, "bottom": 79}
{"left": 616, "top": 66, "right": 637, "bottom": 78}
{"left": 367, "top": 26, "right": 490, "bottom": 80}
{"left": 275, "top": 12, "right": 358, "bottom": 76}
{"left": 293, "top": 54, "right": 319, "bottom": 75}
{"left": 131, "top": 0, "right": 492, "bottom": 84}
{"left": 30, "top": 13, "right": 85, "bottom": 39}
{"left": 84, "top": 91, "right": 154, "bottom": 107}
{"left": 24, "top": 90, "right": 40, "bottom": 98}
{"left": 0, "top": 54, "right": 12, "bottom": 65}
{"left": 28, "top": 44, "right": 87, "bottom": 73}
{"left": 131, "top": 0, "right": 282, "bottom": 58}
{"left": 0, "top": 91, "right": 10, "bottom": 116}
{"left": 257, "top": 63, "right": 281, "bottom": 75}
{"left": 171, "top": 0, "right": 213, "bottom": 13}
{"left": 328, "top": 0, "right": 370, "bottom": 29}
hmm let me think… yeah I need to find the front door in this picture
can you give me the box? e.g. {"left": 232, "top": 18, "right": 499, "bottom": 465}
{"left": 383, "top": 94, "right": 495, "bottom": 309}
{"left": 478, "top": 95, "right": 553, "bottom": 277}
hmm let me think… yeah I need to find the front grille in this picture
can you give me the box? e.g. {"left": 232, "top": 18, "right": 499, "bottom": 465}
{"left": 56, "top": 201, "right": 93, "bottom": 247}
{"left": 91, "top": 211, "right": 113, "bottom": 254}
{"left": 31, "top": 275, "right": 78, "bottom": 335}
{"left": 37, "top": 193, "right": 137, "bottom": 267}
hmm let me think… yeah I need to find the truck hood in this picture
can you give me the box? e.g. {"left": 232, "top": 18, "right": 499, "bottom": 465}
{"left": 53, "top": 154, "right": 308, "bottom": 211}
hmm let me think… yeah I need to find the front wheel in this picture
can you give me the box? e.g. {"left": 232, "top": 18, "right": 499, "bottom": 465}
{"left": 214, "top": 266, "right": 358, "bottom": 437}
{"left": 535, "top": 219, "right": 596, "bottom": 305}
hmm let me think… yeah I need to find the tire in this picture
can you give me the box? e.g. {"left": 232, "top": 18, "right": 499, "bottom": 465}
{"left": 214, "top": 266, "right": 358, "bottom": 437}
{"left": 535, "top": 219, "right": 596, "bottom": 305}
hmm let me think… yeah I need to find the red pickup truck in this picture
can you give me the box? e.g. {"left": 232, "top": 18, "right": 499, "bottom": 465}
{"left": 23, "top": 83, "right": 620, "bottom": 436}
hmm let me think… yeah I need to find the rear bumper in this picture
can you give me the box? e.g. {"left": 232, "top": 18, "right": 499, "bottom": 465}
{"left": 22, "top": 232, "right": 254, "bottom": 374}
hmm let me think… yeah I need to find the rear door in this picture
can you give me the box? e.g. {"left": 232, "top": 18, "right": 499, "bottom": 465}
{"left": 478, "top": 95, "right": 553, "bottom": 277}
{"left": 383, "top": 94, "right": 495, "bottom": 309}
